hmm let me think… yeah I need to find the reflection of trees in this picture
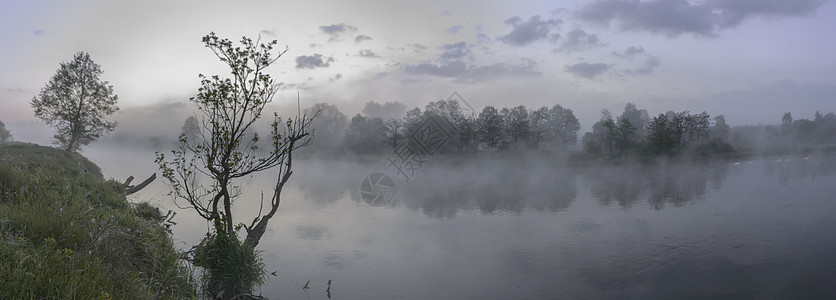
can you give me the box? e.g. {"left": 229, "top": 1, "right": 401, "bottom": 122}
{"left": 396, "top": 159, "right": 578, "bottom": 218}
{"left": 763, "top": 154, "right": 836, "bottom": 185}
{"left": 585, "top": 161, "right": 730, "bottom": 210}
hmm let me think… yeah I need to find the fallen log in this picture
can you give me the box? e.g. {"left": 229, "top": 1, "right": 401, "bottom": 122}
{"left": 125, "top": 173, "right": 156, "bottom": 195}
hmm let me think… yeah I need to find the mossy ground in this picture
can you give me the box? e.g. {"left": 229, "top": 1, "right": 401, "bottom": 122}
{"left": 0, "top": 142, "right": 197, "bottom": 299}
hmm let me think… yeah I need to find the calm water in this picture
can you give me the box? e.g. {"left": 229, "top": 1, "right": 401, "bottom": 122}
{"left": 88, "top": 147, "right": 836, "bottom": 299}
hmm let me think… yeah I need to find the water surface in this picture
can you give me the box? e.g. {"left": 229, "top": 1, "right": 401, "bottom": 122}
{"left": 88, "top": 148, "right": 836, "bottom": 299}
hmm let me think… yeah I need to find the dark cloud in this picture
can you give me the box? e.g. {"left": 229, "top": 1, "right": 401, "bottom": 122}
{"left": 709, "top": 0, "right": 827, "bottom": 28}
{"left": 555, "top": 29, "right": 605, "bottom": 52}
{"left": 565, "top": 62, "right": 609, "bottom": 78}
{"left": 449, "top": 25, "right": 465, "bottom": 33}
{"left": 612, "top": 46, "right": 661, "bottom": 75}
{"left": 612, "top": 45, "right": 645, "bottom": 58}
{"left": 319, "top": 23, "right": 358, "bottom": 41}
{"left": 577, "top": 0, "right": 717, "bottom": 37}
{"left": 624, "top": 46, "right": 644, "bottom": 56}
{"left": 409, "top": 43, "right": 428, "bottom": 52}
{"left": 576, "top": 0, "right": 827, "bottom": 38}
{"left": 0, "top": 87, "right": 25, "bottom": 93}
{"left": 626, "top": 56, "right": 661, "bottom": 75}
{"left": 295, "top": 54, "right": 335, "bottom": 69}
{"left": 439, "top": 42, "right": 472, "bottom": 62}
{"left": 330, "top": 74, "right": 343, "bottom": 82}
{"left": 402, "top": 59, "right": 540, "bottom": 84}
{"left": 499, "top": 15, "right": 562, "bottom": 46}
{"left": 355, "top": 35, "right": 373, "bottom": 43}
{"left": 277, "top": 82, "right": 311, "bottom": 90}
{"left": 33, "top": 29, "right": 45, "bottom": 36}
{"left": 358, "top": 49, "right": 379, "bottom": 57}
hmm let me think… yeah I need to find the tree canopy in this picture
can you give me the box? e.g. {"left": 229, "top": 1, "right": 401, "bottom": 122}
{"left": 31, "top": 52, "right": 119, "bottom": 152}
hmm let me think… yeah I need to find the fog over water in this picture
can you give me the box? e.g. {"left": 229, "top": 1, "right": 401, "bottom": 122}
{"left": 84, "top": 145, "right": 836, "bottom": 299}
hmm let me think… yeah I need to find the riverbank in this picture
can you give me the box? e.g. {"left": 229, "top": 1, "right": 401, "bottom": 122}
{"left": 0, "top": 143, "right": 196, "bottom": 298}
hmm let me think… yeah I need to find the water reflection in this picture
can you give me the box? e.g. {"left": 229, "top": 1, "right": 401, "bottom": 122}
{"left": 585, "top": 161, "right": 730, "bottom": 210}
{"left": 763, "top": 153, "right": 836, "bottom": 185}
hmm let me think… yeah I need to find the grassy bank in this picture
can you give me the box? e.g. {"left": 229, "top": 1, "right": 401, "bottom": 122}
{"left": 0, "top": 143, "right": 196, "bottom": 299}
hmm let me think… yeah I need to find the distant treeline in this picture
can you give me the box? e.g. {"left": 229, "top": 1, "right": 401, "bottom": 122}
{"left": 78, "top": 99, "right": 836, "bottom": 160}
{"left": 288, "top": 100, "right": 739, "bottom": 160}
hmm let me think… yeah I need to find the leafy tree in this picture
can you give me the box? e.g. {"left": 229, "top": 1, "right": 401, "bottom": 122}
{"left": 181, "top": 116, "right": 201, "bottom": 142}
{"left": 477, "top": 106, "right": 504, "bottom": 151}
{"left": 344, "top": 114, "right": 386, "bottom": 153}
{"left": 547, "top": 104, "right": 581, "bottom": 149}
{"left": 0, "top": 120, "right": 12, "bottom": 144}
{"left": 304, "top": 102, "right": 347, "bottom": 151}
{"left": 155, "top": 33, "right": 317, "bottom": 249}
{"left": 781, "top": 112, "right": 794, "bottom": 138}
{"left": 528, "top": 106, "right": 550, "bottom": 149}
{"left": 583, "top": 110, "right": 616, "bottom": 157}
{"left": 619, "top": 103, "right": 649, "bottom": 139}
{"left": 710, "top": 115, "right": 729, "bottom": 141}
{"left": 363, "top": 101, "right": 407, "bottom": 120}
{"left": 614, "top": 117, "right": 637, "bottom": 155}
{"left": 646, "top": 113, "right": 677, "bottom": 155}
{"left": 31, "top": 52, "right": 119, "bottom": 152}
{"left": 383, "top": 118, "right": 404, "bottom": 150}
{"left": 503, "top": 105, "right": 531, "bottom": 148}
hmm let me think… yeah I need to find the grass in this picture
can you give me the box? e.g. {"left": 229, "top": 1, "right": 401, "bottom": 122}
{"left": 0, "top": 142, "right": 197, "bottom": 299}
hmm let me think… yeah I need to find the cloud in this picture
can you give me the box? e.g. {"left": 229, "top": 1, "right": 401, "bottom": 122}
{"left": 555, "top": 29, "right": 605, "bottom": 52}
{"left": 498, "top": 15, "right": 562, "bottom": 46}
{"left": 402, "top": 59, "right": 540, "bottom": 84}
{"left": 565, "top": 62, "right": 610, "bottom": 78}
{"left": 439, "top": 42, "right": 472, "bottom": 62}
{"left": 626, "top": 56, "right": 660, "bottom": 75}
{"left": 355, "top": 35, "right": 373, "bottom": 43}
{"left": 576, "top": 0, "right": 828, "bottom": 38}
{"left": 612, "top": 46, "right": 661, "bottom": 75}
{"left": 449, "top": 25, "right": 465, "bottom": 33}
{"left": 33, "top": 29, "right": 45, "bottom": 36}
{"left": 358, "top": 49, "right": 380, "bottom": 57}
{"left": 409, "top": 43, "right": 428, "bottom": 52}
{"left": 276, "top": 82, "right": 311, "bottom": 90}
{"left": 319, "top": 23, "right": 358, "bottom": 41}
{"left": 295, "top": 54, "right": 335, "bottom": 69}
{"left": 577, "top": 0, "right": 717, "bottom": 37}
{"left": 708, "top": 0, "right": 827, "bottom": 28}
{"left": 330, "top": 74, "right": 343, "bottom": 82}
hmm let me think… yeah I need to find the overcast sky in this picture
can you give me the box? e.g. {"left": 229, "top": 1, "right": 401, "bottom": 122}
{"left": 2, "top": 0, "right": 835, "bottom": 140}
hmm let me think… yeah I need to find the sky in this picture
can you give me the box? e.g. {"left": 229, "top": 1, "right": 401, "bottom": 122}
{"left": 2, "top": 0, "right": 835, "bottom": 142}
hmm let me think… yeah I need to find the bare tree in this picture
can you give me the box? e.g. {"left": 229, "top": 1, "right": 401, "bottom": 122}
{"left": 155, "top": 32, "right": 318, "bottom": 247}
{"left": 30, "top": 52, "right": 119, "bottom": 152}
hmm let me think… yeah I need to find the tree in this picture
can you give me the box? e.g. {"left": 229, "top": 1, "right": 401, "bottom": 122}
{"left": 344, "top": 114, "right": 386, "bottom": 153}
{"left": 383, "top": 118, "right": 403, "bottom": 150}
{"left": 155, "top": 33, "right": 316, "bottom": 248}
{"left": 181, "top": 116, "right": 201, "bottom": 142}
{"left": 304, "top": 102, "right": 347, "bottom": 151}
{"left": 620, "top": 103, "right": 649, "bottom": 139}
{"left": 547, "top": 104, "right": 581, "bottom": 149}
{"left": 477, "top": 106, "right": 504, "bottom": 151}
{"left": 0, "top": 120, "right": 12, "bottom": 144}
{"left": 503, "top": 105, "right": 531, "bottom": 148}
{"left": 646, "top": 113, "right": 677, "bottom": 155}
{"left": 528, "top": 106, "right": 550, "bottom": 149}
{"left": 710, "top": 115, "right": 729, "bottom": 141}
{"left": 31, "top": 52, "right": 119, "bottom": 152}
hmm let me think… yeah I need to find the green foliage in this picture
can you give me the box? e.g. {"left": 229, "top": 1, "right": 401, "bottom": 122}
{"left": 0, "top": 143, "right": 196, "bottom": 299}
{"left": 30, "top": 52, "right": 119, "bottom": 152}
{"left": 193, "top": 232, "right": 265, "bottom": 299}
{"left": 0, "top": 120, "right": 12, "bottom": 144}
